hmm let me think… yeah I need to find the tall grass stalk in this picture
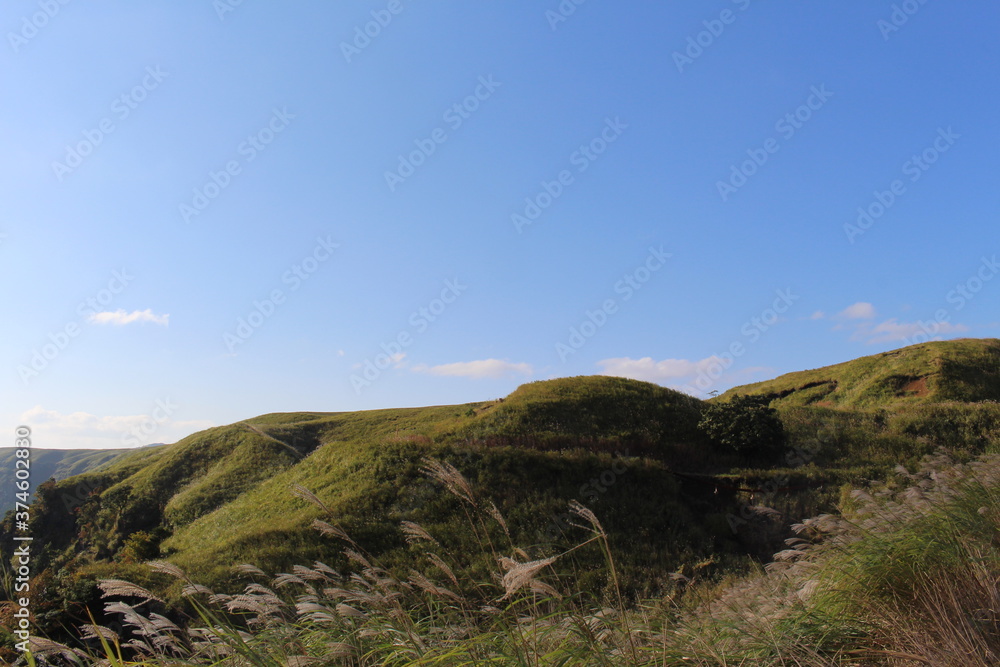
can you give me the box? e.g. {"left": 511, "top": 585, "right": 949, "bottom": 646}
{"left": 22, "top": 452, "right": 1000, "bottom": 666}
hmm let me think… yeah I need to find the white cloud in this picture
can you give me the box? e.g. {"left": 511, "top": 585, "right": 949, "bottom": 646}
{"left": 412, "top": 359, "right": 533, "bottom": 379}
{"left": 597, "top": 356, "right": 723, "bottom": 382}
{"left": 809, "top": 310, "right": 825, "bottom": 320}
{"left": 838, "top": 302, "right": 876, "bottom": 320}
{"left": 89, "top": 309, "right": 169, "bottom": 326}
{"left": 18, "top": 406, "right": 213, "bottom": 449}
{"left": 830, "top": 302, "right": 971, "bottom": 344}
{"left": 597, "top": 356, "right": 772, "bottom": 396}
{"left": 857, "top": 318, "right": 969, "bottom": 344}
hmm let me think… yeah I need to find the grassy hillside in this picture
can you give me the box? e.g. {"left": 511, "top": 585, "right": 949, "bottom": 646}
{"left": 720, "top": 338, "right": 1000, "bottom": 409}
{"left": 459, "top": 375, "right": 708, "bottom": 464}
{"left": 55, "top": 452, "right": 1000, "bottom": 666}
{"left": 9, "top": 339, "right": 1000, "bottom": 651}
{"left": 714, "top": 339, "right": 1000, "bottom": 477}
{"left": 151, "top": 382, "right": 725, "bottom": 593}
{"left": 466, "top": 375, "right": 703, "bottom": 441}
{"left": 0, "top": 447, "right": 129, "bottom": 515}
{"left": 10, "top": 380, "right": 743, "bottom": 639}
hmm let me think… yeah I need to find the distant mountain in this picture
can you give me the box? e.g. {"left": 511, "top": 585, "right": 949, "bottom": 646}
{"left": 720, "top": 338, "right": 1000, "bottom": 409}
{"left": 0, "top": 447, "right": 134, "bottom": 515}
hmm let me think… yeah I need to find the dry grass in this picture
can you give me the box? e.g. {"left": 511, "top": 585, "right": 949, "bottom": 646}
{"left": 24, "top": 453, "right": 1000, "bottom": 666}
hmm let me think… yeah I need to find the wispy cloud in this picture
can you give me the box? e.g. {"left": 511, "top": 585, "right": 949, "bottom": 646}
{"left": 597, "top": 356, "right": 771, "bottom": 395}
{"left": 412, "top": 359, "right": 533, "bottom": 379}
{"left": 827, "top": 301, "right": 970, "bottom": 344}
{"left": 89, "top": 309, "right": 169, "bottom": 326}
{"left": 837, "top": 302, "right": 876, "bottom": 320}
{"left": 598, "top": 356, "right": 721, "bottom": 382}
{"left": 856, "top": 318, "right": 969, "bottom": 344}
{"left": 19, "top": 406, "right": 212, "bottom": 449}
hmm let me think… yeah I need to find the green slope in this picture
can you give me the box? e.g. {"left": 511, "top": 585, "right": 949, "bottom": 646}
{"left": 15, "top": 379, "right": 736, "bottom": 611}
{"left": 11, "top": 341, "right": 1000, "bottom": 639}
{"left": 713, "top": 339, "right": 1000, "bottom": 478}
{"left": 720, "top": 338, "right": 1000, "bottom": 409}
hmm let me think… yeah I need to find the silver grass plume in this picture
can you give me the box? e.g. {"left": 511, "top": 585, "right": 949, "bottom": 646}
{"left": 312, "top": 519, "right": 356, "bottom": 545}
{"left": 420, "top": 457, "right": 476, "bottom": 506}
{"left": 426, "top": 552, "right": 459, "bottom": 587}
{"left": 98, "top": 579, "right": 162, "bottom": 602}
{"left": 235, "top": 563, "right": 268, "bottom": 578}
{"left": 568, "top": 500, "right": 606, "bottom": 536}
{"left": 147, "top": 560, "right": 187, "bottom": 581}
{"left": 291, "top": 483, "right": 331, "bottom": 513}
{"left": 499, "top": 556, "right": 558, "bottom": 600}
{"left": 401, "top": 520, "right": 438, "bottom": 545}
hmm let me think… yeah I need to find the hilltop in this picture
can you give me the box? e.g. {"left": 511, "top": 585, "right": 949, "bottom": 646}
{"left": 720, "top": 338, "right": 1000, "bottom": 409}
{"left": 464, "top": 375, "right": 704, "bottom": 451}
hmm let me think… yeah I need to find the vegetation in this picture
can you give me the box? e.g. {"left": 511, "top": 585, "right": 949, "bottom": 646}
{"left": 18, "top": 451, "right": 1000, "bottom": 666}
{"left": 464, "top": 375, "right": 705, "bottom": 451}
{"left": 697, "top": 394, "right": 787, "bottom": 462}
{"left": 4, "top": 338, "right": 1000, "bottom": 664}
{"left": 719, "top": 337, "right": 1000, "bottom": 409}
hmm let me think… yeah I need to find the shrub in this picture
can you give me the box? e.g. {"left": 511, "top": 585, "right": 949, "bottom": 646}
{"left": 117, "top": 531, "right": 160, "bottom": 564}
{"left": 699, "top": 395, "right": 787, "bottom": 462}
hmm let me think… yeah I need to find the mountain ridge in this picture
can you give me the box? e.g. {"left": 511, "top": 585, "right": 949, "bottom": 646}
{"left": 0, "top": 448, "right": 132, "bottom": 515}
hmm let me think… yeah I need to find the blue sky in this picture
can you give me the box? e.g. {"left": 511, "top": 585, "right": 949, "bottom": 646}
{"left": 2, "top": 1, "right": 998, "bottom": 449}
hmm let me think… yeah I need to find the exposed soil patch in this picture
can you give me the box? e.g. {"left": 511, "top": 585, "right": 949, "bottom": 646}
{"left": 902, "top": 376, "right": 929, "bottom": 397}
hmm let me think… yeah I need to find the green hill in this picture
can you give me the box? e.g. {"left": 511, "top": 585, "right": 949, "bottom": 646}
{"left": 8, "top": 339, "right": 1000, "bottom": 642}
{"left": 465, "top": 375, "right": 704, "bottom": 446}
{"left": 719, "top": 338, "right": 1000, "bottom": 409}
{"left": 9, "top": 379, "right": 744, "bottom": 639}
{"left": 714, "top": 338, "right": 1000, "bottom": 484}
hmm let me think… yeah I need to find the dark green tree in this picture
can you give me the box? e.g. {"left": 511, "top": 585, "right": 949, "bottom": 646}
{"left": 698, "top": 394, "right": 787, "bottom": 462}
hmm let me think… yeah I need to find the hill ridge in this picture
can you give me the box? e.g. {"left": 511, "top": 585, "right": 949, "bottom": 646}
{"left": 720, "top": 338, "right": 1000, "bottom": 409}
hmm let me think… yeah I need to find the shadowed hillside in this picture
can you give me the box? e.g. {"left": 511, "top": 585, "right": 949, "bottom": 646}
{"left": 462, "top": 375, "right": 707, "bottom": 457}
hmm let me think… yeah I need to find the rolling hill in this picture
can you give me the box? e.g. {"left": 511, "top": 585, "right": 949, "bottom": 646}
{"left": 7, "top": 338, "right": 1000, "bottom": 641}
